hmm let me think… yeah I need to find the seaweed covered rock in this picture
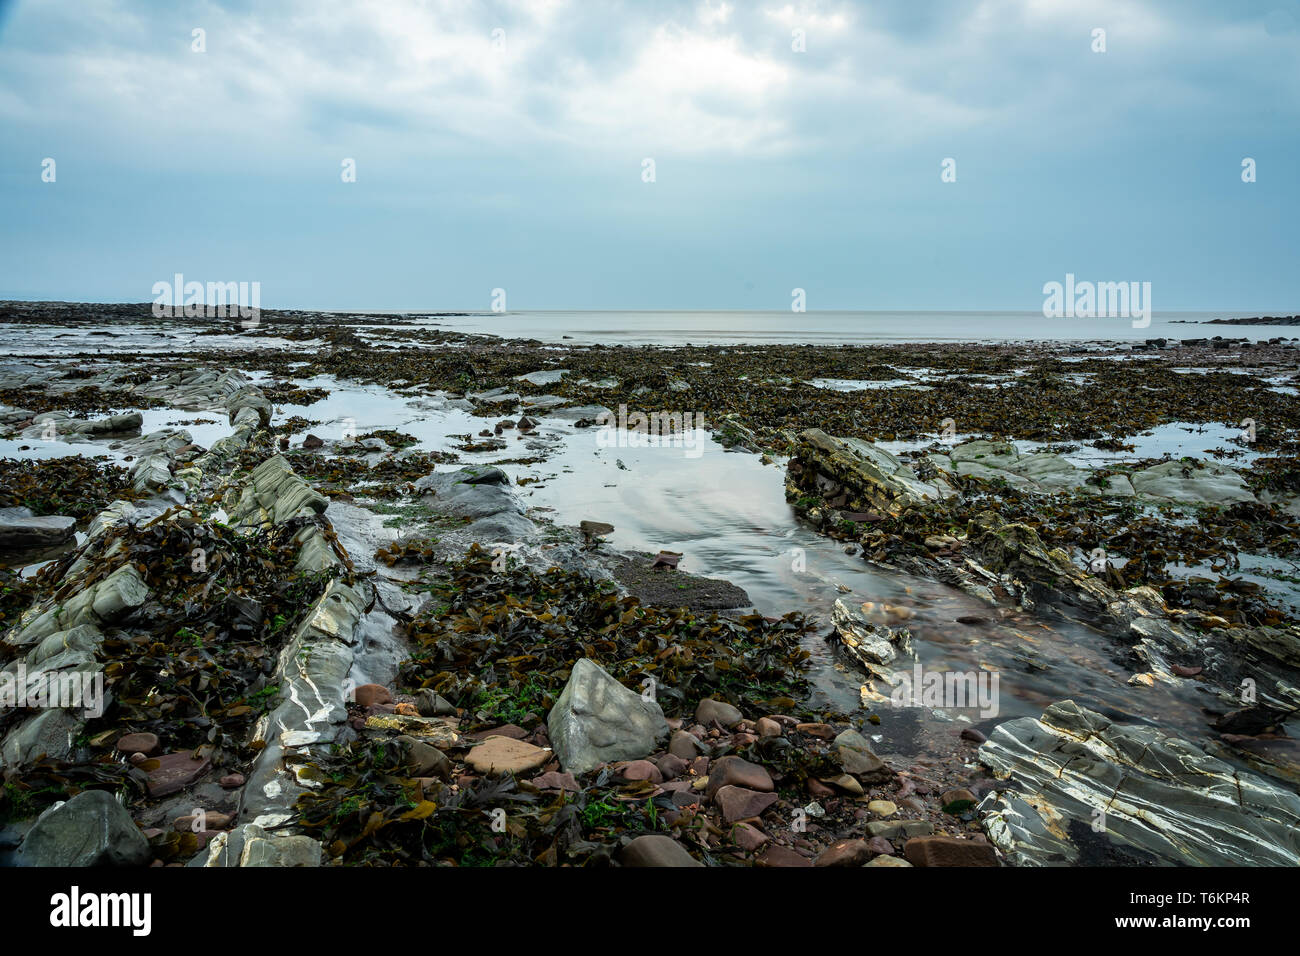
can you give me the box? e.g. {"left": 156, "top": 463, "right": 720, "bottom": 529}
{"left": 547, "top": 658, "right": 668, "bottom": 774}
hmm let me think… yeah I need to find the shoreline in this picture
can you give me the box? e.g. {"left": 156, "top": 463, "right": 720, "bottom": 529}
{"left": 0, "top": 301, "right": 1298, "bottom": 868}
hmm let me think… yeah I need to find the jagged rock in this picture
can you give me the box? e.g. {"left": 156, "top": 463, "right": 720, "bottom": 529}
{"left": 978, "top": 700, "right": 1300, "bottom": 866}
{"left": 786, "top": 428, "right": 954, "bottom": 515}
{"left": 830, "top": 598, "right": 904, "bottom": 672}
{"left": 6, "top": 563, "right": 148, "bottom": 649}
{"left": 0, "top": 507, "right": 76, "bottom": 552}
{"left": 19, "top": 790, "right": 150, "bottom": 867}
{"left": 547, "top": 658, "right": 669, "bottom": 774}
{"left": 228, "top": 454, "right": 328, "bottom": 528}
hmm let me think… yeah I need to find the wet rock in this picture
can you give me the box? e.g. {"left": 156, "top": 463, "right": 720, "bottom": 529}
{"left": 220, "top": 773, "right": 245, "bottom": 789}
{"left": 731, "top": 822, "right": 769, "bottom": 852}
{"left": 533, "top": 771, "right": 581, "bottom": 792}
{"left": 397, "top": 735, "right": 452, "bottom": 779}
{"left": 1130, "top": 459, "right": 1254, "bottom": 505}
{"left": 115, "top": 732, "right": 160, "bottom": 756}
{"left": 978, "top": 700, "right": 1300, "bottom": 866}
{"left": 547, "top": 658, "right": 669, "bottom": 774}
{"left": 713, "top": 785, "right": 779, "bottom": 824}
{"left": 830, "top": 598, "right": 903, "bottom": 672}
{"left": 147, "top": 752, "right": 213, "bottom": 798}
{"left": 465, "top": 735, "right": 551, "bottom": 776}
{"left": 695, "top": 697, "right": 743, "bottom": 729}
{"left": 867, "top": 799, "right": 898, "bottom": 817}
{"left": 904, "top": 835, "right": 999, "bottom": 867}
{"left": 0, "top": 507, "right": 76, "bottom": 552}
{"left": 866, "top": 819, "right": 934, "bottom": 840}
{"left": 833, "top": 728, "right": 886, "bottom": 776}
{"left": 815, "top": 838, "right": 873, "bottom": 867}
{"left": 756, "top": 845, "right": 813, "bottom": 867}
{"left": 414, "top": 466, "right": 522, "bottom": 520}
{"left": 978, "top": 791, "right": 1078, "bottom": 866}
{"left": 706, "top": 756, "right": 774, "bottom": 798}
{"left": 415, "top": 689, "right": 457, "bottom": 716}
{"left": 796, "top": 722, "right": 836, "bottom": 739}
{"left": 960, "top": 727, "right": 987, "bottom": 744}
{"left": 19, "top": 790, "right": 150, "bottom": 867}
{"left": 619, "top": 834, "right": 702, "bottom": 867}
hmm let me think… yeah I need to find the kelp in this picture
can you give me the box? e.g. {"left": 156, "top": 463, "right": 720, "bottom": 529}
{"left": 30, "top": 511, "right": 343, "bottom": 765}
{"left": 399, "top": 543, "right": 814, "bottom": 727}
{"left": 0, "top": 455, "right": 144, "bottom": 520}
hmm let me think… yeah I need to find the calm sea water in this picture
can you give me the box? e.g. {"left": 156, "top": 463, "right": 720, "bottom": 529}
{"left": 410, "top": 310, "right": 1297, "bottom": 346}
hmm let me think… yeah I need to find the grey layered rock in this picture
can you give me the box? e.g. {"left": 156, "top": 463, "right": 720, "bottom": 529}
{"left": 5, "top": 563, "right": 148, "bottom": 649}
{"left": 548, "top": 658, "right": 669, "bottom": 774}
{"left": 227, "top": 454, "right": 328, "bottom": 529}
{"left": 978, "top": 700, "right": 1300, "bottom": 866}
{"left": 0, "top": 507, "right": 76, "bottom": 552}
{"left": 19, "top": 790, "right": 150, "bottom": 867}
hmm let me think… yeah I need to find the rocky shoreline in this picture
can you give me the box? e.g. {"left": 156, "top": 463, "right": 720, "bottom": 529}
{"left": 1, "top": 302, "right": 1298, "bottom": 868}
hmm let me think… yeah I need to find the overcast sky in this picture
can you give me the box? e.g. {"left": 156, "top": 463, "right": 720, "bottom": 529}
{"left": 0, "top": 0, "right": 1296, "bottom": 312}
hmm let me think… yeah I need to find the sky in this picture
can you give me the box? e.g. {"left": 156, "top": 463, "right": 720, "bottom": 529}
{"left": 0, "top": 0, "right": 1297, "bottom": 313}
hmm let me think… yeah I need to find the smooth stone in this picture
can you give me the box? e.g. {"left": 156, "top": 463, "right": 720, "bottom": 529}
{"left": 618, "top": 834, "right": 702, "bottom": 867}
{"left": 815, "top": 838, "right": 874, "bottom": 867}
{"left": 465, "top": 736, "right": 551, "bottom": 776}
{"left": 713, "top": 785, "right": 779, "bottom": 824}
{"left": 695, "top": 698, "right": 743, "bottom": 729}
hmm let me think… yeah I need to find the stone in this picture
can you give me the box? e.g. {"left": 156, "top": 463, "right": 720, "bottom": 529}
{"left": 825, "top": 774, "right": 864, "bottom": 796}
{"left": 532, "top": 771, "right": 580, "bottom": 792}
{"left": 706, "top": 756, "right": 774, "bottom": 799}
{"left": 415, "top": 688, "right": 457, "bottom": 716}
{"left": 20, "top": 790, "right": 150, "bottom": 867}
{"left": 796, "top": 722, "right": 836, "bottom": 739}
{"left": 397, "top": 736, "right": 452, "bottom": 779}
{"left": 904, "top": 835, "right": 999, "bottom": 867}
{"left": 755, "top": 717, "right": 783, "bottom": 738}
{"left": 547, "top": 658, "right": 669, "bottom": 774}
{"left": 865, "top": 854, "right": 913, "bottom": 867}
{"left": 730, "top": 822, "right": 769, "bottom": 852}
{"left": 655, "top": 753, "right": 690, "bottom": 780}
{"left": 465, "top": 736, "right": 551, "bottom": 776}
{"left": 831, "top": 598, "right": 903, "bottom": 672}
{"left": 867, "top": 819, "right": 934, "bottom": 840}
{"left": 219, "top": 773, "right": 245, "bottom": 789}
{"left": 619, "top": 759, "right": 664, "bottom": 783}
{"left": 695, "top": 697, "right": 743, "bottom": 728}
{"left": 960, "top": 727, "right": 987, "bottom": 743}
{"left": 619, "top": 834, "right": 702, "bottom": 867}
{"left": 815, "top": 838, "right": 873, "bottom": 867}
{"left": 146, "top": 752, "right": 212, "bottom": 797}
{"left": 866, "top": 835, "right": 894, "bottom": 855}
{"left": 0, "top": 507, "right": 76, "bottom": 552}
{"left": 713, "top": 785, "right": 779, "bottom": 824}
{"left": 867, "top": 799, "right": 898, "bottom": 817}
{"left": 115, "top": 732, "right": 160, "bottom": 756}
{"left": 834, "top": 728, "right": 886, "bottom": 776}
{"left": 354, "top": 683, "right": 392, "bottom": 708}
{"left": 756, "top": 845, "right": 813, "bottom": 867}
{"left": 941, "top": 788, "right": 976, "bottom": 808}
{"left": 668, "top": 729, "right": 703, "bottom": 758}
{"left": 978, "top": 700, "right": 1300, "bottom": 866}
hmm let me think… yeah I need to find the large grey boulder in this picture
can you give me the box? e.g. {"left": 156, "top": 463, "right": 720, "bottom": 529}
{"left": 19, "top": 790, "right": 150, "bottom": 867}
{"left": 978, "top": 700, "right": 1300, "bottom": 866}
{"left": 547, "top": 658, "right": 669, "bottom": 774}
{"left": 414, "top": 467, "right": 523, "bottom": 520}
{"left": 1130, "top": 459, "right": 1255, "bottom": 504}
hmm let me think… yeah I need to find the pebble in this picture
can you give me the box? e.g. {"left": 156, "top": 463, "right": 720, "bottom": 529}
{"left": 219, "top": 773, "right": 245, "bottom": 789}
{"left": 867, "top": 799, "right": 898, "bottom": 817}
{"left": 354, "top": 684, "right": 392, "bottom": 708}
{"left": 115, "top": 732, "right": 160, "bottom": 756}
{"left": 815, "top": 839, "right": 873, "bottom": 867}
